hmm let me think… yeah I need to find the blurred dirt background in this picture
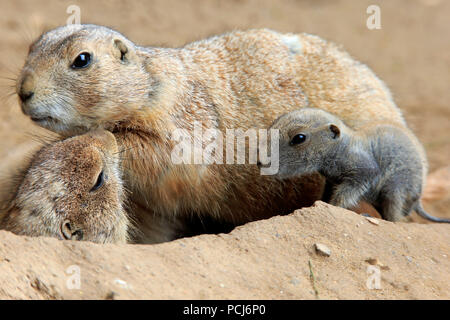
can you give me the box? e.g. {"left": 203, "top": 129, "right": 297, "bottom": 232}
{"left": 0, "top": 0, "right": 449, "bottom": 220}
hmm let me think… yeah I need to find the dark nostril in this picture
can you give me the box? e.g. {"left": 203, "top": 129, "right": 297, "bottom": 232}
{"left": 257, "top": 161, "right": 262, "bottom": 167}
{"left": 61, "top": 220, "right": 83, "bottom": 241}
{"left": 18, "top": 90, "right": 34, "bottom": 102}
{"left": 18, "top": 73, "right": 35, "bottom": 103}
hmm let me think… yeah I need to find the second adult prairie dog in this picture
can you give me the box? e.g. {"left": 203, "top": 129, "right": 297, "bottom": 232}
{"left": 267, "top": 108, "right": 449, "bottom": 223}
{"left": 0, "top": 130, "right": 232, "bottom": 244}
{"left": 0, "top": 130, "right": 132, "bottom": 243}
{"left": 17, "top": 24, "right": 406, "bottom": 227}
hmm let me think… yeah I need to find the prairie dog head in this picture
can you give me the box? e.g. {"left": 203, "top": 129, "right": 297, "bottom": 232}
{"left": 268, "top": 108, "right": 346, "bottom": 178}
{"left": 0, "top": 129, "right": 130, "bottom": 244}
{"left": 17, "top": 24, "right": 149, "bottom": 135}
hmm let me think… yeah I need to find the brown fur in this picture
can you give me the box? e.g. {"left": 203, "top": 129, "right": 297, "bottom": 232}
{"left": 17, "top": 25, "right": 406, "bottom": 235}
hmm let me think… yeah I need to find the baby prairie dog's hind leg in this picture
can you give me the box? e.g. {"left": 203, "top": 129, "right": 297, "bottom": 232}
{"left": 379, "top": 192, "right": 405, "bottom": 222}
{"left": 329, "top": 180, "right": 369, "bottom": 210}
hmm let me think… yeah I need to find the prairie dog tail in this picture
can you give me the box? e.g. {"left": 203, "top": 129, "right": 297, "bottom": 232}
{"left": 415, "top": 202, "right": 450, "bottom": 223}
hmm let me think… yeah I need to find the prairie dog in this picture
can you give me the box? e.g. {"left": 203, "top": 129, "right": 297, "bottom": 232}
{"left": 0, "top": 130, "right": 132, "bottom": 243}
{"left": 0, "top": 130, "right": 229, "bottom": 244}
{"left": 17, "top": 24, "right": 406, "bottom": 228}
{"left": 267, "top": 108, "right": 449, "bottom": 223}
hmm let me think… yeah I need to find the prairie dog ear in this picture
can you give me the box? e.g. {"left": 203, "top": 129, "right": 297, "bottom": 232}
{"left": 112, "top": 39, "right": 134, "bottom": 62}
{"left": 329, "top": 124, "right": 340, "bottom": 139}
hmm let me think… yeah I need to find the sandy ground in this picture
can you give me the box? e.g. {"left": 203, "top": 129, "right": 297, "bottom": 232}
{"left": 0, "top": 0, "right": 448, "bottom": 299}
{"left": 0, "top": 202, "right": 448, "bottom": 300}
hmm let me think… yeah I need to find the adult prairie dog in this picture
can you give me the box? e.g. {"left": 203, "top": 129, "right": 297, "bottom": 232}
{"left": 17, "top": 25, "right": 406, "bottom": 228}
{"left": 266, "top": 108, "right": 448, "bottom": 223}
{"left": 0, "top": 130, "right": 132, "bottom": 243}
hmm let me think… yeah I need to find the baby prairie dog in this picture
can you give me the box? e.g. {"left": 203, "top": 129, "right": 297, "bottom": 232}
{"left": 17, "top": 24, "right": 406, "bottom": 227}
{"left": 0, "top": 130, "right": 132, "bottom": 243}
{"left": 268, "top": 108, "right": 449, "bottom": 223}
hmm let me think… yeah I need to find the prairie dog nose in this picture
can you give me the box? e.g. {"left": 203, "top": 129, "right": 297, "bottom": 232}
{"left": 61, "top": 220, "right": 84, "bottom": 240}
{"left": 88, "top": 129, "right": 119, "bottom": 153}
{"left": 17, "top": 72, "right": 35, "bottom": 103}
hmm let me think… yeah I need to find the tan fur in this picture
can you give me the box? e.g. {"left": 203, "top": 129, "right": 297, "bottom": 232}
{"left": 0, "top": 130, "right": 131, "bottom": 243}
{"left": 17, "top": 25, "right": 406, "bottom": 233}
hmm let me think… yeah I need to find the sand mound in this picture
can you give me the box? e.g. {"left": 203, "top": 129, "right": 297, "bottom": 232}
{"left": 0, "top": 201, "right": 448, "bottom": 300}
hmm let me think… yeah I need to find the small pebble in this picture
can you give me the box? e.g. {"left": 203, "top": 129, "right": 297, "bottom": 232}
{"left": 365, "top": 258, "right": 379, "bottom": 265}
{"left": 114, "top": 279, "right": 130, "bottom": 289}
{"left": 365, "top": 216, "right": 380, "bottom": 225}
{"left": 365, "top": 257, "right": 390, "bottom": 270}
{"left": 314, "top": 243, "right": 331, "bottom": 257}
{"left": 105, "top": 291, "right": 118, "bottom": 300}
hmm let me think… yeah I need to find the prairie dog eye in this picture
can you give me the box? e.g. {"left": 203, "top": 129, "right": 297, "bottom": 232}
{"left": 71, "top": 52, "right": 91, "bottom": 69}
{"left": 91, "top": 170, "right": 105, "bottom": 192}
{"left": 290, "top": 133, "right": 307, "bottom": 146}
